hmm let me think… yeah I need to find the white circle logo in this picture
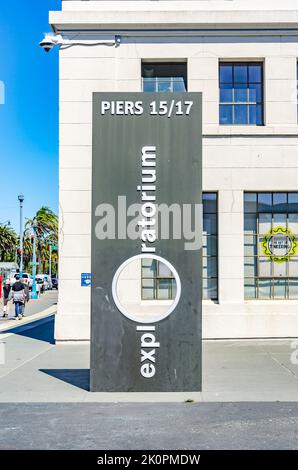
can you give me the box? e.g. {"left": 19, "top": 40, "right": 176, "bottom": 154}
{"left": 112, "top": 254, "right": 181, "bottom": 324}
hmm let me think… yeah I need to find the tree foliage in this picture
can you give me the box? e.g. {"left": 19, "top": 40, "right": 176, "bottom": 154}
{"left": 0, "top": 224, "right": 18, "bottom": 262}
{"left": 0, "top": 207, "right": 58, "bottom": 275}
{"left": 25, "top": 207, "right": 58, "bottom": 274}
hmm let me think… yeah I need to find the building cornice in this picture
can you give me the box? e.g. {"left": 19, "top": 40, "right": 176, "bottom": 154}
{"left": 50, "top": 10, "right": 298, "bottom": 34}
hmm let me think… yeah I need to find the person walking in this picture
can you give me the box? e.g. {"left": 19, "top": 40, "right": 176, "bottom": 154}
{"left": 12, "top": 275, "right": 25, "bottom": 320}
{"left": 21, "top": 277, "right": 30, "bottom": 317}
{"left": 2, "top": 280, "right": 11, "bottom": 318}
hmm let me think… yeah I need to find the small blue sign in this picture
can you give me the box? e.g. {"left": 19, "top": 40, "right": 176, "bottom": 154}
{"left": 81, "top": 273, "right": 92, "bottom": 287}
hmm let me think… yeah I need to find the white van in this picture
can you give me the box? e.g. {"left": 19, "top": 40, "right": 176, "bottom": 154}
{"left": 11, "top": 272, "right": 33, "bottom": 288}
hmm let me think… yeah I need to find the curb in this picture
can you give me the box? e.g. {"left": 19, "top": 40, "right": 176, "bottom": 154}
{"left": 0, "top": 305, "right": 57, "bottom": 334}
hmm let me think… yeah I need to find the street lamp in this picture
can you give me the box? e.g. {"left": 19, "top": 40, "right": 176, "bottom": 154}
{"left": 31, "top": 217, "right": 38, "bottom": 300}
{"left": 18, "top": 194, "right": 24, "bottom": 278}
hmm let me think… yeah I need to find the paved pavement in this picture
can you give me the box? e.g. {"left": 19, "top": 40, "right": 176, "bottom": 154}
{"left": 0, "top": 402, "right": 298, "bottom": 450}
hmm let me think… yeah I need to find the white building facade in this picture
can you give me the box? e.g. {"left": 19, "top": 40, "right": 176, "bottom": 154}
{"left": 50, "top": 0, "right": 298, "bottom": 341}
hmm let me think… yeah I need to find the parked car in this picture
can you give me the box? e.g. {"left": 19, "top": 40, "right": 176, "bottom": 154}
{"left": 36, "top": 276, "right": 45, "bottom": 294}
{"left": 11, "top": 272, "right": 33, "bottom": 288}
{"left": 36, "top": 274, "right": 53, "bottom": 291}
{"left": 36, "top": 274, "right": 50, "bottom": 291}
{"left": 22, "top": 273, "right": 33, "bottom": 289}
{"left": 51, "top": 278, "right": 58, "bottom": 290}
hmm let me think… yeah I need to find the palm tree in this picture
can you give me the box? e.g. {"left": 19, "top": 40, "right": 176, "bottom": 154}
{"left": 25, "top": 207, "right": 58, "bottom": 274}
{"left": 26, "top": 207, "right": 58, "bottom": 239}
{"left": 0, "top": 224, "right": 18, "bottom": 262}
{"left": 51, "top": 249, "right": 59, "bottom": 277}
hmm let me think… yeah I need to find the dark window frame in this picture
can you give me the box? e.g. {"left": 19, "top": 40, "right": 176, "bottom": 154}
{"left": 219, "top": 61, "right": 264, "bottom": 126}
{"left": 142, "top": 61, "right": 188, "bottom": 92}
{"left": 203, "top": 192, "right": 218, "bottom": 301}
{"left": 141, "top": 260, "right": 176, "bottom": 301}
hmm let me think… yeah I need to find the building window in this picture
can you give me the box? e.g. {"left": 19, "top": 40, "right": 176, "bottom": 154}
{"left": 203, "top": 193, "right": 218, "bottom": 300}
{"left": 244, "top": 192, "right": 298, "bottom": 300}
{"left": 142, "top": 62, "right": 187, "bottom": 92}
{"left": 142, "top": 260, "right": 176, "bottom": 300}
{"left": 219, "top": 62, "right": 263, "bottom": 125}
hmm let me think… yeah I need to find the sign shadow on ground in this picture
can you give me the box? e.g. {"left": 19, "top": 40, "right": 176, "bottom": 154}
{"left": 39, "top": 369, "right": 90, "bottom": 391}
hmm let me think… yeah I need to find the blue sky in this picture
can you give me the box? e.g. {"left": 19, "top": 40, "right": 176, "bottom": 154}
{"left": 0, "top": 1, "right": 60, "bottom": 232}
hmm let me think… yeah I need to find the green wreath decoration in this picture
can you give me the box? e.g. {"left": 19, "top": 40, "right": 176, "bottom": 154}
{"left": 261, "top": 226, "right": 298, "bottom": 263}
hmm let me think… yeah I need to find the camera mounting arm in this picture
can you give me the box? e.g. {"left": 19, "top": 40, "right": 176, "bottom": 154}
{"left": 39, "top": 33, "right": 121, "bottom": 52}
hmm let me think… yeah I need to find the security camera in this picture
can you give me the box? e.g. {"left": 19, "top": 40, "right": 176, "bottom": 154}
{"left": 39, "top": 34, "right": 63, "bottom": 53}
{"left": 39, "top": 38, "right": 55, "bottom": 53}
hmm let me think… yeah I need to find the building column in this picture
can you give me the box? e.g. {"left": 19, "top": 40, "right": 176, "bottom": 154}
{"left": 218, "top": 190, "right": 244, "bottom": 304}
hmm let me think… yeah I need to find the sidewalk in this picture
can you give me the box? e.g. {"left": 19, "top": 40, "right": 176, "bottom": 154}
{"left": 1, "top": 315, "right": 298, "bottom": 402}
{"left": 0, "top": 290, "right": 58, "bottom": 332}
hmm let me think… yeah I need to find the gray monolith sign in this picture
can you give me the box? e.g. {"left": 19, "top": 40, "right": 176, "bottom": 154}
{"left": 91, "top": 93, "right": 202, "bottom": 392}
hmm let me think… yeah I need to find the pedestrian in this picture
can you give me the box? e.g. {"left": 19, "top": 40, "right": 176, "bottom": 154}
{"left": 2, "top": 280, "right": 11, "bottom": 318}
{"left": 21, "top": 276, "right": 30, "bottom": 317}
{"left": 11, "top": 274, "right": 25, "bottom": 320}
